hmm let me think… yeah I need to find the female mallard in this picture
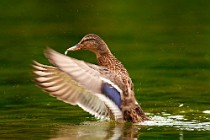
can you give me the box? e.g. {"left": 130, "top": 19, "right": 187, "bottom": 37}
{"left": 33, "top": 34, "right": 149, "bottom": 123}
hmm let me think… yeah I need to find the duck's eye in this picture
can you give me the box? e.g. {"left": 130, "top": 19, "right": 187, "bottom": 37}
{"left": 81, "top": 38, "right": 95, "bottom": 44}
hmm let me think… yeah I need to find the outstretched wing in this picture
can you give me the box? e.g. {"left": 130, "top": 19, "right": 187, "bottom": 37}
{"left": 33, "top": 48, "right": 123, "bottom": 120}
{"left": 33, "top": 61, "right": 109, "bottom": 119}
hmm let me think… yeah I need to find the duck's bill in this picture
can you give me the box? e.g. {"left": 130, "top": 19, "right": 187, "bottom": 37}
{"left": 65, "top": 45, "right": 79, "bottom": 55}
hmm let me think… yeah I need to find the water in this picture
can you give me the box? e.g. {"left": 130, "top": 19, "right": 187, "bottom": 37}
{"left": 1, "top": 0, "right": 210, "bottom": 139}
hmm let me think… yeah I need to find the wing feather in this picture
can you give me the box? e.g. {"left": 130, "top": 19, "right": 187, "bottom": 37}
{"left": 44, "top": 48, "right": 103, "bottom": 93}
{"left": 32, "top": 48, "right": 124, "bottom": 120}
{"left": 32, "top": 61, "right": 109, "bottom": 119}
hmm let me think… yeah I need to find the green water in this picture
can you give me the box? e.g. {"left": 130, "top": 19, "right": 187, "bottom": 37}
{"left": 1, "top": 0, "right": 210, "bottom": 139}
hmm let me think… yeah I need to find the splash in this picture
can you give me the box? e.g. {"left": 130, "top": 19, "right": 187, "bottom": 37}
{"left": 203, "top": 110, "right": 210, "bottom": 114}
{"left": 140, "top": 113, "right": 210, "bottom": 131}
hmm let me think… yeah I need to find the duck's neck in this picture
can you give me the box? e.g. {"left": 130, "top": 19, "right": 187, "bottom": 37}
{"left": 97, "top": 52, "right": 133, "bottom": 97}
{"left": 97, "top": 52, "right": 128, "bottom": 76}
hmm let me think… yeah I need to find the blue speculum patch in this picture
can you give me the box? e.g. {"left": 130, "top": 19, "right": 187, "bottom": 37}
{"left": 101, "top": 82, "right": 121, "bottom": 108}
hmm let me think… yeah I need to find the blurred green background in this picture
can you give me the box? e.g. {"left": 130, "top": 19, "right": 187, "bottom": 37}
{"left": 0, "top": 0, "right": 210, "bottom": 139}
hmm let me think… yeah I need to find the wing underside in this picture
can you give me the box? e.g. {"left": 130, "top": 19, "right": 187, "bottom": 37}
{"left": 32, "top": 48, "right": 123, "bottom": 120}
{"left": 33, "top": 61, "right": 110, "bottom": 119}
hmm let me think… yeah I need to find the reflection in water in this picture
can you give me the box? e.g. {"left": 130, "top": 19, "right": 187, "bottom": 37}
{"left": 49, "top": 121, "right": 140, "bottom": 140}
{"left": 49, "top": 113, "right": 210, "bottom": 140}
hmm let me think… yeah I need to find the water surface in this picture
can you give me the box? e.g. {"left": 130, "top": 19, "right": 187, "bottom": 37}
{"left": 0, "top": 0, "right": 210, "bottom": 139}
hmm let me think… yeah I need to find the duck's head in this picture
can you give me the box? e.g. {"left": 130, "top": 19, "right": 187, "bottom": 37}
{"left": 65, "top": 34, "right": 110, "bottom": 56}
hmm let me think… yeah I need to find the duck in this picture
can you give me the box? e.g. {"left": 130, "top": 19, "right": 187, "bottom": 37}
{"left": 32, "top": 34, "right": 149, "bottom": 123}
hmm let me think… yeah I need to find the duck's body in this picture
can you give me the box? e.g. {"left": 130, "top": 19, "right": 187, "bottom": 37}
{"left": 33, "top": 34, "right": 148, "bottom": 123}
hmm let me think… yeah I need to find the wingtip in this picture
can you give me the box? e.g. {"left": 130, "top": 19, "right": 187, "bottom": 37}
{"left": 32, "top": 61, "right": 45, "bottom": 71}
{"left": 32, "top": 60, "right": 41, "bottom": 67}
{"left": 31, "top": 60, "right": 41, "bottom": 76}
{"left": 44, "top": 47, "right": 62, "bottom": 66}
{"left": 44, "top": 47, "right": 52, "bottom": 59}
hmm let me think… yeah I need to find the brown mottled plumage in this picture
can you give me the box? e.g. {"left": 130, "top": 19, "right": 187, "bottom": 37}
{"left": 65, "top": 34, "right": 149, "bottom": 122}
{"left": 33, "top": 34, "right": 149, "bottom": 123}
